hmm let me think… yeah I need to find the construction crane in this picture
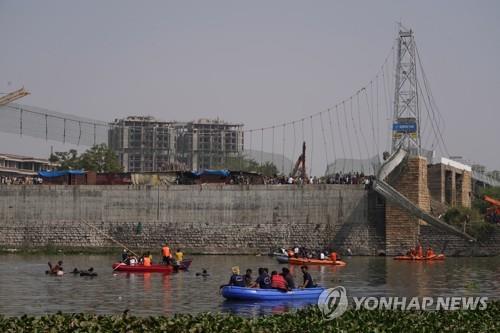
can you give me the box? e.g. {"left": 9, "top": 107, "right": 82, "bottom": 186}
{"left": 290, "top": 141, "right": 307, "bottom": 179}
{"left": 0, "top": 87, "right": 30, "bottom": 107}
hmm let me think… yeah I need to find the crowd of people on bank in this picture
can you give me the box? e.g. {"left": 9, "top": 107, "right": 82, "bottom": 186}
{"left": 230, "top": 173, "right": 374, "bottom": 187}
{"left": 225, "top": 265, "right": 316, "bottom": 291}
{"left": 0, "top": 176, "right": 43, "bottom": 184}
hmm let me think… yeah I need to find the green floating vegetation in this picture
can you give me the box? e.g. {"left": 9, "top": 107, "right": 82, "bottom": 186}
{"left": 1, "top": 303, "right": 499, "bottom": 333}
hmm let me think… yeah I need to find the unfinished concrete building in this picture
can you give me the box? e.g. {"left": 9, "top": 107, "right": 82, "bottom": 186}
{"left": 108, "top": 116, "right": 243, "bottom": 172}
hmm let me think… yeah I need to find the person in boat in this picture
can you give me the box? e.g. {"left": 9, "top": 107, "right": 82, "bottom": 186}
{"left": 287, "top": 249, "right": 294, "bottom": 257}
{"left": 271, "top": 270, "right": 288, "bottom": 292}
{"left": 162, "top": 243, "right": 172, "bottom": 265}
{"left": 148, "top": 251, "right": 153, "bottom": 263}
{"left": 329, "top": 251, "right": 337, "bottom": 263}
{"left": 143, "top": 252, "right": 152, "bottom": 267}
{"left": 416, "top": 242, "right": 423, "bottom": 257}
{"left": 319, "top": 252, "right": 326, "bottom": 260}
{"left": 228, "top": 266, "right": 245, "bottom": 287}
{"left": 409, "top": 248, "right": 417, "bottom": 258}
{"left": 175, "top": 249, "right": 183, "bottom": 263}
{"left": 251, "top": 267, "right": 272, "bottom": 289}
{"left": 121, "top": 249, "right": 128, "bottom": 263}
{"left": 426, "top": 247, "right": 435, "bottom": 258}
{"left": 300, "top": 266, "right": 315, "bottom": 288}
{"left": 293, "top": 246, "right": 300, "bottom": 258}
{"left": 244, "top": 269, "right": 253, "bottom": 287}
{"left": 80, "top": 267, "right": 98, "bottom": 277}
{"left": 128, "top": 255, "right": 138, "bottom": 265}
{"left": 281, "top": 267, "right": 295, "bottom": 289}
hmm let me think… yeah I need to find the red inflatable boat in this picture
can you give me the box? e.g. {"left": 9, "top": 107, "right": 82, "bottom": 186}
{"left": 112, "top": 259, "right": 192, "bottom": 273}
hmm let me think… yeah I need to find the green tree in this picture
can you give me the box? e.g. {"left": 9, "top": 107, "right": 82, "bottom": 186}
{"left": 79, "top": 143, "right": 123, "bottom": 173}
{"left": 473, "top": 186, "right": 500, "bottom": 214}
{"left": 219, "top": 156, "right": 280, "bottom": 176}
{"left": 257, "top": 161, "right": 279, "bottom": 177}
{"left": 49, "top": 149, "right": 80, "bottom": 170}
{"left": 49, "top": 144, "right": 122, "bottom": 173}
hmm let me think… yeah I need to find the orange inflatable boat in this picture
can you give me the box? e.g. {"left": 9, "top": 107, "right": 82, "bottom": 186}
{"left": 393, "top": 254, "right": 445, "bottom": 261}
{"left": 288, "top": 257, "right": 347, "bottom": 266}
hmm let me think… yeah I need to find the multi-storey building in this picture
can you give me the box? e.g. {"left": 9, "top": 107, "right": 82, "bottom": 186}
{"left": 108, "top": 116, "right": 243, "bottom": 172}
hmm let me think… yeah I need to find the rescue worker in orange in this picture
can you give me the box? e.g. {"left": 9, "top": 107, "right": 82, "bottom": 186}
{"left": 162, "top": 243, "right": 172, "bottom": 265}
{"left": 416, "top": 242, "right": 423, "bottom": 258}
{"left": 143, "top": 252, "right": 152, "bottom": 266}
{"left": 426, "top": 247, "right": 435, "bottom": 258}
{"left": 329, "top": 251, "right": 337, "bottom": 263}
{"left": 271, "top": 270, "right": 288, "bottom": 291}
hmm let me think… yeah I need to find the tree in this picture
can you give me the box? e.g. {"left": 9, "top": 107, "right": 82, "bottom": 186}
{"left": 49, "top": 149, "right": 79, "bottom": 170}
{"left": 49, "top": 144, "right": 123, "bottom": 173}
{"left": 215, "top": 156, "right": 280, "bottom": 176}
{"left": 258, "top": 161, "right": 279, "bottom": 177}
{"left": 79, "top": 143, "right": 123, "bottom": 173}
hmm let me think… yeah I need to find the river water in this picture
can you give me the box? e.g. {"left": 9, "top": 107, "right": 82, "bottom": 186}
{"left": 0, "top": 254, "right": 499, "bottom": 317}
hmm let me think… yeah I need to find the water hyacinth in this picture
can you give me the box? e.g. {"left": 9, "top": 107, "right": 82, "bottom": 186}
{"left": 0, "top": 303, "right": 499, "bottom": 332}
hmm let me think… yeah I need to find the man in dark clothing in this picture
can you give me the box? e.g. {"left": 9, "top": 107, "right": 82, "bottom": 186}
{"left": 244, "top": 269, "right": 253, "bottom": 287}
{"left": 300, "top": 265, "right": 315, "bottom": 288}
{"left": 281, "top": 267, "right": 295, "bottom": 289}
{"left": 252, "top": 267, "right": 272, "bottom": 289}
{"left": 228, "top": 266, "right": 245, "bottom": 287}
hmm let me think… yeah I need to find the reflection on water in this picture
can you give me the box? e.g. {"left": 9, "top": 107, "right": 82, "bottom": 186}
{"left": 0, "top": 254, "right": 498, "bottom": 316}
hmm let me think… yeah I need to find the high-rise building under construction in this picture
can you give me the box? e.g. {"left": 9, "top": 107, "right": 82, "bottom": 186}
{"left": 108, "top": 116, "right": 243, "bottom": 172}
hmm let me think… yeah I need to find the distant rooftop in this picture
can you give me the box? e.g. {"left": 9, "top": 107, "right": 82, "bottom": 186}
{"left": 0, "top": 153, "right": 51, "bottom": 163}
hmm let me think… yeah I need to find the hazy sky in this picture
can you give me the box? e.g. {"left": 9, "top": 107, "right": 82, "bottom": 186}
{"left": 1, "top": 0, "right": 499, "bottom": 173}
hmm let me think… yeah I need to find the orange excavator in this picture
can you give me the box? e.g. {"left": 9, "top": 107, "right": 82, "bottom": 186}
{"left": 484, "top": 195, "right": 500, "bottom": 223}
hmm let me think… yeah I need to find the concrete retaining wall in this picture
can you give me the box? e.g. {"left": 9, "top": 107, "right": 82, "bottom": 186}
{"left": 0, "top": 184, "right": 385, "bottom": 255}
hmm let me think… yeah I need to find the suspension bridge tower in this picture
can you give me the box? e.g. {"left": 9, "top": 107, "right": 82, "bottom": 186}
{"left": 384, "top": 26, "right": 430, "bottom": 255}
{"left": 392, "top": 26, "right": 420, "bottom": 154}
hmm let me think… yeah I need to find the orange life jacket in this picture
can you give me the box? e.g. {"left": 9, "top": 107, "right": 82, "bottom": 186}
{"left": 330, "top": 252, "right": 337, "bottom": 262}
{"left": 162, "top": 246, "right": 171, "bottom": 257}
{"left": 426, "top": 249, "right": 434, "bottom": 257}
{"left": 143, "top": 256, "right": 151, "bottom": 266}
{"left": 271, "top": 274, "right": 287, "bottom": 290}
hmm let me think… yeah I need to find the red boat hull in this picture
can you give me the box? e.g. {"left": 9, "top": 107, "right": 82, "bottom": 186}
{"left": 288, "top": 257, "right": 347, "bottom": 266}
{"left": 112, "top": 259, "right": 192, "bottom": 272}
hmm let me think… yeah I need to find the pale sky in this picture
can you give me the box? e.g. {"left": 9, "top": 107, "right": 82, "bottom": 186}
{"left": 1, "top": 0, "right": 499, "bottom": 173}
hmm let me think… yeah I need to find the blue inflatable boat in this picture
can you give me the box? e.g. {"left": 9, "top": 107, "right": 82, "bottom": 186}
{"left": 221, "top": 286, "right": 325, "bottom": 301}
